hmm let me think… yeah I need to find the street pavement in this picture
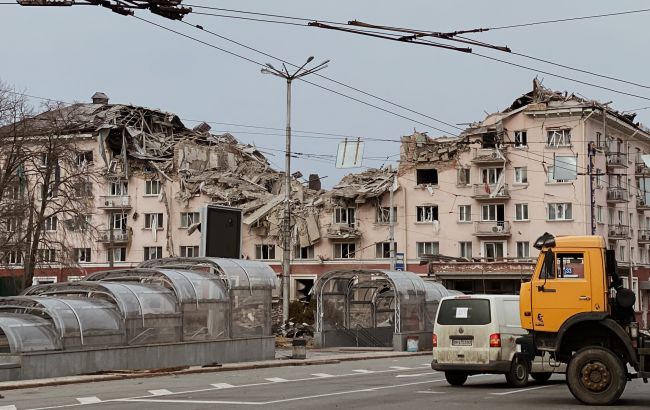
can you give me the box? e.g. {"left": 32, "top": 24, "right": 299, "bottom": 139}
{"left": 1, "top": 355, "right": 649, "bottom": 409}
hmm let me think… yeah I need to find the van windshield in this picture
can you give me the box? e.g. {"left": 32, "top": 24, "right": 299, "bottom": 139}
{"left": 437, "top": 299, "right": 491, "bottom": 325}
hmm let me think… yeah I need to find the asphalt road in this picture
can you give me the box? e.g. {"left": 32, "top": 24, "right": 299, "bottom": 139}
{"left": 1, "top": 356, "right": 649, "bottom": 410}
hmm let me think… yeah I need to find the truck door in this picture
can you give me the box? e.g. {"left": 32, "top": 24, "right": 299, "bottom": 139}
{"left": 531, "top": 251, "right": 592, "bottom": 332}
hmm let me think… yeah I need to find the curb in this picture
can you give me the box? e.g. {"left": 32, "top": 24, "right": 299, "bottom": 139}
{"left": 0, "top": 351, "right": 430, "bottom": 391}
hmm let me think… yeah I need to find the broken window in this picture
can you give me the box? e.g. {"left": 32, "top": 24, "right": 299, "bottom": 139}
{"left": 143, "top": 246, "right": 163, "bottom": 261}
{"left": 514, "top": 167, "right": 528, "bottom": 184}
{"left": 482, "top": 132, "right": 497, "bottom": 148}
{"left": 4, "top": 251, "right": 22, "bottom": 265}
{"left": 376, "top": 207, "right": 396, "bottom": 223}
{"left": 334, "top": 242, "right": 356, "bottom": 259}
{"left": 514, "top": 131, "right": 527, "bottom": 148}
{"left": 481, "top": 168, "right": 502, "bottom": 185}
{"left": 459, "top": 242, "right": 472, "bottom": 259}
{"left": 375, "top": 242, "right": 396, "bottom": 259}
{"left": 74, "top": 248, "right": 92, "bottom": 263}
{"left": 483, "top": 242, "right": 504, "bottom": 261}
{"left": 547, "top": 166, "right": 569, "bottom": 183}
{"left": 38, "top": 153, "right": 48, "bottom": 168}
{"left": 76, "top": 151, "right": 94, "bottom": 167}
{"left": 416, "top": 168, "right": 438, "bottom": 185}
{"left": 38, "top": 182, "right": 58, "bottom": 200}
{"left": 108, "top": 247, "right": 127, "bottom": 262}
{"left": 44, "top": 215, "right": 57, "bottom": 232}
{"left": 73, "top": 181, "right": 94, "bottom": 197}
{"left": 255, "top": 244, "right": 275, "bottom": 260}
{"left": 416, "top": 241, "right": 439, "bottom": 257}
{"left": 145, "top": 180, "right": 161, "bottom": 195}
{"left": 180, "top": 246, "right": 199, "bottom": 257}
{"left": 458, "top": 205, "right": 471, "bottom": 222}
{"left": 38, "top": 249, "right": 56, "bottom": 262}
{"left": 180, "top": 212, "right": 200, "bottom": 228}
{"left": 294, "top": 245, "right": 315, "bottom": 259}
{"left": 457, "top": 168, "right": 470, "bottom": 186}
{"left": 109, "top": 181, "right": 128, "bottom": 196}
{"left": 334, "top": 207, "right": 356, "bottom": 226}
{"left": 548, "top": 203, "right": 572, "bottom": 221}
{"left": 144, "top": 213, "right": 163, "bottom": 229}
{"left": 67, "top": 214, "right": 91, "bottom": 231}
{"left": 111, "top": 213, "right": 128, "bottom": 230}
{"left": 416, "top": 205, "right": 438, "bottom": 223}
{"left": 546, "top": 129, "right": 572, "bottom": 147}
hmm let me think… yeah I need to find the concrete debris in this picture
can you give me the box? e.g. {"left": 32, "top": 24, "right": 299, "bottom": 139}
{"left": 399, "top": 131, "right": 469, "bottom": 168}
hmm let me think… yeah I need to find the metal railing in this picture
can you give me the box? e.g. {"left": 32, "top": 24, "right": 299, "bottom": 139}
{"left": 472, "top": 183, "right": 509, "bottom": 198}
{"left": 474, "top": 221, "right": 511, "bottom": 235}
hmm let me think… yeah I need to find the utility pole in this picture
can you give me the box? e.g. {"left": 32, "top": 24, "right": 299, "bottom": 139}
{"left": 261, "top": 57, "right": 329, "bottom": 324}
{"left": 389, "top": 171, "right": 396, "bottom": 269}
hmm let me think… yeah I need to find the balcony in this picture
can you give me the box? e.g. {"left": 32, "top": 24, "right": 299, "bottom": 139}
{"left": 472, "top": 184, "right": 510, "bottom": 200}
{"left": 474, "top": 221, "right": 511, "bottom": 237}
{"left": 606, "top": 187, "right": 628, "bottom": 204}
{"left": 325, "top": 224, "right": 362, "bottom": 240}
{"left": 637, "top": 196, "right": 650, "bottom": 212}
{"left": 639, "top": 229, "right": 650, "bottom": 244}
{"left": 608, "top": 224, "right": 630, "bottom": 240}
{"left": 97, "top": 229, "right": 131, "bottom": 244}
{"left": 98, "top": 195, "right": 131, "bottom": 210}
{"left": 471, "top": 148, "right": 506, "bottom": 164}
{"left": 635, "top": 162, "right": 650, "bottom": 176}
{"left": 606, "top": 153, "right": 627, "bottom": 169}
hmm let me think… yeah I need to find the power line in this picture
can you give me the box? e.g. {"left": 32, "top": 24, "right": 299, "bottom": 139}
{"left": 486, "top": 8, "right": 650, "bottom": 30}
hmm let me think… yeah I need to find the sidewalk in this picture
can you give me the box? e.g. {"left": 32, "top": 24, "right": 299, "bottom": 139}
{"left": 0, "top": 348, "right": 431, "bottom": 391}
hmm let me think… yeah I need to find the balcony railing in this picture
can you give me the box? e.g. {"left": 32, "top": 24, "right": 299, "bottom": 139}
{"left": 608, "top": 224, "right": 630, "bottom": 240}
{"left": 471, "top": 148, "right": 506, "bottom": 163}
{"left": 606, "top": 153, "right": 627, "bottom": 169}
{"left": 98, "top": 195, "right": 131, "bottom": 209}
{"left": 606, "top": 187, "right": 628, "bottom": 203}
{"left": 325, "top": 224, "right": 362, "bottom": 240}
{"left": 474, "top": 221, "right": 511, "bottom": 237}
{"left": 635, "top": 162, "right": 650, "bottom": 175}
{"left": 639, "top": 229, "right": 650, "bottom": 244}
{"left": 637, "top": 196, "right": 650, "bottom": 211}
{"left": 472, "top": 184, "right": 510, "bottom": 200}
{"left": 97, "top": 229, "right": 131, "bottom": 244}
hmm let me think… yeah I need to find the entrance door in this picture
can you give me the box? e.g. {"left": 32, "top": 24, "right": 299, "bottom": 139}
{"left": 531, "top": 251, "right": 592, "bottom": 332}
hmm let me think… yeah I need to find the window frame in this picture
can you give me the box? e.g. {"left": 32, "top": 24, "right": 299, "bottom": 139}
{"left": 416, "top": 241, "right": 439, "bottom": 257}
{"left": 514, "top": 167, "right": 528, "bottom": 184}
{"left": 144, "top": 213, "right": 164, "bottom": 230}
{"left": 416, "top": 205, "right": 439, "bottom": 223}
{"left": 255, "top": 244, "right": 276, "bottom": 260}
{"left": 458, "top": 205, "right": 472, "bottom": 222}
{"left": 143, "top": 246, "right": 163, "bottom": 261}
{"left": 145, "top": 180, "right": 161, "bottom": 196}
{"left": 515, "top": 203, "right": 529, "bottom": 221}
{"left": 180, "top": 212, "right": 200, "bottom": 228}
{"left": 334, "top": 242, "right": 356, "bottom": 259}
{"left": 548, "top": 203, "right": 573, "bottom": 221}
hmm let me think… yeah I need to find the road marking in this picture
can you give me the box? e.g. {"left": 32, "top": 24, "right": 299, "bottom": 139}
{"left": 416, "top": 390, "right": 444, "bottom": 394}
{"left": 491, "top": 385, "right": 554, "bottom": 396}
{"left": 211, "top": 383, "right": 235, "bottom": 389}
{"left": 396, "top": 372, "right": 436, "bottom": 378}
{"left": 311, "top": 373, "right": 334, "bottom": 378}
{"left": 75, "top": 397, "right": 101, "bottom": 404}
{"left": 148, "top": 389, "right": 173, "bottom": 396}
{"left": 420, "top": 363, "right": 431, "bottom": 367}
{"left": 0, "top": 405, "right": 17, "bottom": 410}
{"left": 352, "top": 369, "right": 374, "bottom": 373}
{"left": 265, "top": 377, "right": 288, "bottom": 382}
{"left": 389, "top": 366, "right": 412, "bottom": 370}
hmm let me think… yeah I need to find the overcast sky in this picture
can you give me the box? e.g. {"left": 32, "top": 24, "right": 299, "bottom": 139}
{"left": 2, "top": 1, "right": 649, "bottom": 187}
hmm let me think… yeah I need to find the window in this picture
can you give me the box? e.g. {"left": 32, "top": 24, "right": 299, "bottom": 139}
{"left": 548, "top": 203, "right": 572, "bottom": 221}
{"left": 5, "top": 217, "right": 19, "bottom": 232}
{"left": 481, "top": 168, "right": 502, "bottom": 184}
{"left": 38, "top": 182, "right": 57, "bottom": 199}
{"left": 376, "top": 207, "right": 397, "bottom": 224}
{"left": 459, "top": 241, "right": 472, "bottom": 259}
{"left": 514, "top": 167, "right": 528, "bottom": 184}
{"left": 457, "top": 168, "right": 470, "bottom": 186}
{"left": 143, "top": 246, "right": 163, "bottom": 261}
{"left": 334, "top": 207, "right": 356, "bottom": 226}
{"left": 294, "top": 245, "right": 314, "bottom": 259}
{"left": 38, "top": 249, "right": 56, "bottom": 262}
{"left": 416, "top": 169, "right": 438, "bottom": 185}
{"left": 375, "top": 242, "right": 396, "bottom": 259}
{"left": 596, "top": 168, "right": 604, "bottom": 187}
{"left": 38, "top": 153, "right": 48, "bottom": 168}
{"left": 180, "top": 212, "right": 200, "bottom": 228}
{"left": 144, "top": 213, "right": 163, "bottom": 229}
{"left": 145, "top": 180, "right": 161, "bottom": 195}
{"left": 547, "top": 166, "right": 569, "bottom": 183}
{"left": 516, "top": 242, "right": 530, "bottom": 258}
{"left": 597, "top": 206, "right": 603, "bottom": 223}
{"left": 546, "top": 129, "right": 572, "bottom": 147}
{"left": 481, "top": 204, "right": 504, "bottom": 221}
{"left": 109, "top": 247, "right": 127, "bottom": 262}
{"left": 596, "top": 132, "right": 604, "bottom": 149}
{"left": 515, "top": 203, "right": 529, "bottom": 221}
{"left": 74, "top": 248, "right": 91, "bottom": 263}
{"left": 110, "top": 181, "right": 128, "bottom": 196}
{"left": 514, "top": 131, "right": 527, "bottom": 148}
{"left": 44, "top": 215, "right": 57, "bottom": 232}
{"left": 5, "top": 251, "right": 22, "bottom": 265}
{"left": 619, "top": 245, "right": 626, "bottom": 262}
{"left": 416, "top": 242, "right": 439, "bottom": 257}
{"left": 552, "top": 253, "right": 585, "bottom": 279}
{"left": 482, "top": 133, "right": 496, "bottom": 148}
{"left": 67, "top": 214, "right": 90, "bottom": 232}
{"left": 180, "top": 246, "right": 199, "bottom": 257}
{"left": 334, "top": 243, "right": 356, "bottom": 259}
{"left": 483, "top": 242, "right": 504, "bottom": 261}
{"left": 458, "top": 205, "right": 471, "bottom": 222}
{"left": 111, "top": 213, "right": 128, "bottom": 230}
{"left": 416, "top": 205, "right": 438, "bottom": 222}
{"left": 437, "top": 299, "right": 491, "bottom": 326}
{"left": 76, "top": 151, "right": 93, "bottom": 167}
{"left": 255, "top": 244, "right": 276, "bottom": 260}
{"left": 73, "top": 182, "right": 93, "bottom": 198}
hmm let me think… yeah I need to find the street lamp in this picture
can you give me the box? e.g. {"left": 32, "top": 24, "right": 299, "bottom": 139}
{"left": 261, "top": 57, "right": 329, "bottom": 324}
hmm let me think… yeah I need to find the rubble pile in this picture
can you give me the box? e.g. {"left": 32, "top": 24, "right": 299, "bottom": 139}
{"left": 399, "top": 131, "right": 469, "bottom": 167}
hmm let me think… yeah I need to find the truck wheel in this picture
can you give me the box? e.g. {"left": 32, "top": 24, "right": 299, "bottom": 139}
{"left": 444, "top": 371, "right": 468, "bottom": 386}
{"left": 566, "top": 347, "right": 627, "bottom": 405}
{"left": 531, "top": 372, "right": 553, "bottom": 383}
{"left": 505, "top": 358, "right": 530, "bottom": 387}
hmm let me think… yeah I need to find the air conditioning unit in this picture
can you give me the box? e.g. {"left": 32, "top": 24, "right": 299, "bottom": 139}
{"left": 492, "top": 225, "right": 504, "bottom": 233}
{"left": 104, "top": 200, "right": 111, "bottom": 206}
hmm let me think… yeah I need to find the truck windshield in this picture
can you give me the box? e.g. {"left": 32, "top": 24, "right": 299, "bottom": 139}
{"left": 437, "top": 299, "right": 491, "bottom": 325}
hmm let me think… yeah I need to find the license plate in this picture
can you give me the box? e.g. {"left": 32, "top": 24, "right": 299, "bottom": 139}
{"left": 451, "top": 339, "right": 472, "bottom": 347}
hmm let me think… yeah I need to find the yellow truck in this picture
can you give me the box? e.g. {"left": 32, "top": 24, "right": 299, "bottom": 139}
{"left": 518, "top": 233, "right": 650, "bottom": 405}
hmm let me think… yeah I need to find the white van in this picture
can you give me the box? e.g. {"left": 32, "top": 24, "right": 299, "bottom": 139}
{"left": 431, "top": 294, "right": 558, "bottom": 387}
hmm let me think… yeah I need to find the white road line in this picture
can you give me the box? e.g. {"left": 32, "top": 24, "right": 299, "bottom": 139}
{"left": 416, "top": 391, "right": 445, "bottom": 394}
{"left": 395, "top": 372, "right": 436, "bottom": 378}
{"left": 75, "top": 397, "right": 101, "bottom": 404}
{"left": 311, "top": 373, "right": 334, "bottom": 378}
{"left": 211, "top": 383, "right": 235, "bottom": 389}
{"left": 148, "top": 389, "right": 173, "bottom": 396}
{"left": 352, "top": 369, "right": 374, "bottom": 373}
{"left": 491, "top": 385, "right": 554, "bottom": 396}
{"left": 389, "top": 366, "right": 412, "bottom": 370}
{"left": 265, "top": 377, "right": 288, "bottom": 382}
{"left": 420, "top": 363, "right": 432, "bottom": 367}
{"left": 0, "top": 405, "right": 17, "bottom": 410}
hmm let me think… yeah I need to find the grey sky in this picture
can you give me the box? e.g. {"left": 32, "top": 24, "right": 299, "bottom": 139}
{"left": 2, "top": 0, "right": 649, "bottom": 188}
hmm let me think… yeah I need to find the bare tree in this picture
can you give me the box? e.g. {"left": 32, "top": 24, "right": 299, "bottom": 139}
{"left": 0, "top": 82, "right": 97, "bottom": 293}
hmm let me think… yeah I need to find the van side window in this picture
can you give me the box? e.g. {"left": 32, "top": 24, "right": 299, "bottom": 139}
{"left": 555, "top": 253, "right": 585, "bottom": 279}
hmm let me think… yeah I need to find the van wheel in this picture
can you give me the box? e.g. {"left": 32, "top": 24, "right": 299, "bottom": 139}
{"left": 531, "top": 372, "right": 553, "bottom": 383}
{"left": 566, "top": 347, "right": 626, "bottom": 405}
{"left": 445, "top": 371, "right": 468, "bottom": 386}
{"left": 505, "top": 358, "right": 529, "bottom": 387}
